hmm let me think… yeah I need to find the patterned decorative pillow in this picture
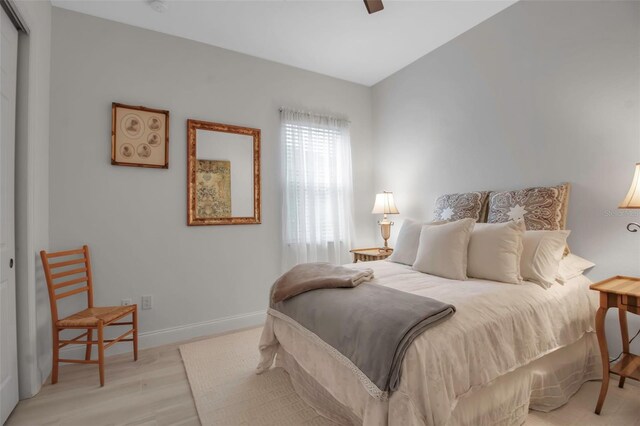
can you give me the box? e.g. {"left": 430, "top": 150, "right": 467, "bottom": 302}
{"left": 487, "top": 183, "right": 570, "bottom": 230}
{"left": 433, "top": 191, "right": 490, "bottom": 222}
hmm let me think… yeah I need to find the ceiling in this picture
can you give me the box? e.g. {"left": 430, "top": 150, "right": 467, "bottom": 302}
{"left": 51, "top": 0, "right": 516, "bottom": 86}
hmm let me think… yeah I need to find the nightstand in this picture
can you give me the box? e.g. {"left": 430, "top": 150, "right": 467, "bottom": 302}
{"left": 590, "top": 275, "right": 640, "bottom": 414}
{"left": 350, "top": 248, "right": 392, "bottom": 263}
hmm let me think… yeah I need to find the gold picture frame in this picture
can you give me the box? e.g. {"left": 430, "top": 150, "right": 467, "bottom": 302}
{"left": 187, "top": 119, "right": 261, "bottom": 226}
{"left": 111, "top": 103, "right": 169, "bottom": 169}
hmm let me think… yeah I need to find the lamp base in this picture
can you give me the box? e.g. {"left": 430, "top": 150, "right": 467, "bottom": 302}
{"left": 378, "top": 218, "right": 393, "bottom": 251}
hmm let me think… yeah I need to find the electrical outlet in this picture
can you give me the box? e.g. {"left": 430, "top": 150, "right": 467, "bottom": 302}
{"left": 141, "top": 295, "right": 153, "bottom": 310}
{"left": 121, "top": 298, "right": 132, "bottom": 306}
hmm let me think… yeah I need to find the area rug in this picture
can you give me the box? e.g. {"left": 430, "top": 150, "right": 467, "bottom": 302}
{"left": 179, "top": 327, "right": 336, "bottom": 426}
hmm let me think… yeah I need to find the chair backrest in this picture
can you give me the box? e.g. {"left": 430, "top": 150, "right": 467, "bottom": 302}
{"left": 40, "top": 245, "right": 94, "bottom": 323}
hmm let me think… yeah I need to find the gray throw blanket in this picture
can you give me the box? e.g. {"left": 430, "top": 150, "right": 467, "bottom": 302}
{"left": 271, "top": 262, "right": 374, "bottom": 304}
{"left": 271, "top": 281, "right": 456, "bottom": 392}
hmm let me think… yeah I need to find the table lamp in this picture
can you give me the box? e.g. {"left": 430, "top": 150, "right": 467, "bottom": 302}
{"left": 372, "top": 191, "right": 399, "bottom": 251}
{"left": 619, "top": 162, "right": 640, "bottom": 232}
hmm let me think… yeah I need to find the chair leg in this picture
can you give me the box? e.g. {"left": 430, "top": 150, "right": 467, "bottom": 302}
{"left": 132, "top": 307, "right": 138, "bottom": 361}
{"left": 98, "top": 321, "right": 105, "bottom": 387}
{"left": 51, "top": 327, "right": 59, "bottom": 385}
{"left": 85, "top": 329, "right": 93, "bottom": 361}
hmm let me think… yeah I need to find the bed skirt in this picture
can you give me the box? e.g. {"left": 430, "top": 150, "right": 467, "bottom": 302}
{"left": 273, "top": 322, "right": 601, "bottom": 426}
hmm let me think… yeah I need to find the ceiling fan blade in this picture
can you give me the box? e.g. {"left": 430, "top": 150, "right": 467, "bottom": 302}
{"left": 363, "top": 0, "right": 384, "bottom": 14}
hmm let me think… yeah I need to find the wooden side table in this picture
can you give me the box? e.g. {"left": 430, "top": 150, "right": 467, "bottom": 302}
{"left": 590, "top": 275, "right": 640, "bottom": 414}
{"left": 350, "top": 248, "right": 393, "bottom": 263}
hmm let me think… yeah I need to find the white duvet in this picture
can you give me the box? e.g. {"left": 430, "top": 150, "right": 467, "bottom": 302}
{"left": 258, "top": 260, "right": 598, "bottom": 425}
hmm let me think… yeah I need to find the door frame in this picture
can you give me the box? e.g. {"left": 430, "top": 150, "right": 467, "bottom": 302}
{"left": 0, "top": 1, "right": 23, "bottom": 420}
{"left": 0, "top": 1, "right": 28, "bottom": 34}
{"left": 7, "top": 0, "right": 46, "bottom": 401}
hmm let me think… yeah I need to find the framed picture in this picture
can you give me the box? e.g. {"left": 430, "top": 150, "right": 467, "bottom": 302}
{"left": 111, "top": 103, "right": 169, "bottom": 168}
{"left": 187, "top": 119, "right": 261, "bottom": 225}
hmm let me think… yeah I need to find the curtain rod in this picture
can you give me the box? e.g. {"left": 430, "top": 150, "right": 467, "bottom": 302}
{"left": 279, "top": 107, "right": 351, "bottom": 124}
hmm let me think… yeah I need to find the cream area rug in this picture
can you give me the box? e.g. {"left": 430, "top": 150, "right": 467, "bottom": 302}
{"left": 179, "top": 327, "right": 337, "bottom": 426}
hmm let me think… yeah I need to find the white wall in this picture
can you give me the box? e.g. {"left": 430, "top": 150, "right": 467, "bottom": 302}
{"left": 372, "top": 1, "right": 640, "bottom": 354}
{"left": 49, "top": 8, "right": 376, "bottom": 355}
{"left": 46, "top": 0, "right": 639, "bottom": 374}
{"left": 14, "top": 0, "right": 51, "bottom": 398}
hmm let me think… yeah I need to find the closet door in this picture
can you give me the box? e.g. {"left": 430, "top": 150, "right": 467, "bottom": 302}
{"left": 0, "top": 5, "right": 19, "bottom": 424}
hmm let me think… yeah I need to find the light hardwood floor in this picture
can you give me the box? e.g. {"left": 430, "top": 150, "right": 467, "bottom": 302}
{"left": 6, "top": 336, "right": 201, "bottom": 426}
{"left": 6, "top": 328, "right": 640, "bottom": 426}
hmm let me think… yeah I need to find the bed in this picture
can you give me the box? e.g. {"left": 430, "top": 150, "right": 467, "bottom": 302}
{"left": 258, "top": 260, "right": 601, "bottom": 426}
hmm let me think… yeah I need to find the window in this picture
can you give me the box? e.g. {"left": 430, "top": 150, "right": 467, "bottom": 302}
{"left": 281, "top": 109, "right": 354, "bottom": 269}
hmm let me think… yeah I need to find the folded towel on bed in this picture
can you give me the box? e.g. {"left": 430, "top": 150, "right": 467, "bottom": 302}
{"left": 271, "top": 262, "right": 374, "bottom": 304}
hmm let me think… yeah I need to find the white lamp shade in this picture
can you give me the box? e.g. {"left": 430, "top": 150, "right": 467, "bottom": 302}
{"left": 372, "top": 192, "right": 399, "bottom": 214}
{"left": 620, "top": 163, "right": 640, "bottom": 209}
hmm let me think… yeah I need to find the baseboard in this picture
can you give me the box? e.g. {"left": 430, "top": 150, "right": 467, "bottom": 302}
{"left": 59, "top": 310, "right": 266, "bottom": 360}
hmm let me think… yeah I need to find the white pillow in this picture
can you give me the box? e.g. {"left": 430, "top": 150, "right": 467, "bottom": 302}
{"left": 388, "top": 219, "right": 423, "bottom": 266}
{"left": 467, "top": 220, "right": 525, "bottom": 284}
{"left": 556, "top": 253, "right": 595, "bottom": 283}
{"left": 520, "top": 230, "right": 571, "bottom": 288}
{"left": 412, "top": 218, "right": 475, "bottom": 280}
{"left": 388, "top": 219, "right": 445, "bottom": 266}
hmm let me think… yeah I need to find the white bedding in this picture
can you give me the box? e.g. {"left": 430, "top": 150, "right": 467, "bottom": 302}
{"left": 258, "top": 260, "right": 598, "bottom": 425}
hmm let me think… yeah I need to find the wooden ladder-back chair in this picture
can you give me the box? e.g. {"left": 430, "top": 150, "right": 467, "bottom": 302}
{"left": 40, "top": 245, "right": 138, "bottom": 386}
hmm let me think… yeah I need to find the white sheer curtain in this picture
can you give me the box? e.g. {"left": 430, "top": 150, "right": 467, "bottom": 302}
{"left": 281, "top": 108, "right": 355, "bottom": 269}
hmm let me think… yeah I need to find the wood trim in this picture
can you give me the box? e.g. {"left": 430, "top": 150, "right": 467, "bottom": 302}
{"left": 349, "top": 247, "right": 393, "bottom": 253}
{"left": 57, "top": 332, "right": 89, "bottom": 349}
{"left": 58, "top": 359, "right": 99, "bottom": 365}
{"left": 59, "top": 340, "right": 99, "bottom": 345}
{"left": 55, "top": 286, "right": 90, "bottom": 300}
{"left": 610, "top": 354, "right": 640, "bottom": 381}
{"left": 590, "top": 275, "right": 640, "bottom": 297}
{"left": 40, "top": 251, "right": 59, "bottom": 323}
{"left": 111, "top": 103, "right": 170, "bottom": 169}
{"left": 46, "top": 248, "right": 84, "bottom": 258}
{"left": 59, "top": 339, "right": 135, "bottom": 345}
{"left": 52, "top": 276, "right": 89, "bottom": 290}
{"left": 51, "top": 267, "right": 88, "bottom": 280}
{"left": 350, "top": 247, "right": 393, "bottom": 263}
{"left": 186, "top": 119, "right": 261, "bottom": 226}
{"left": 84, "top": 245, "right": 95, "bottom": 308}
{"left": 560, "top": 182, "right": 571, "bottom": 230}
{"left": 104, "top": 329, "right": 135, "bottom": 350}
{"left": 49, "top": 258, "right": 86, "bottom": 269}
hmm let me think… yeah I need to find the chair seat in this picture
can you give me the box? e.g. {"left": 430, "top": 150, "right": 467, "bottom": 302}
{"left": 57, "top": 305, "right": 135, "bottom": 327}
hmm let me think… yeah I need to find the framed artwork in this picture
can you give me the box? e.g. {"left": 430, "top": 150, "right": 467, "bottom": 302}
{"left": 195, "top": 160, "right": 232, "bottom": 219}
{"left": 111, "top": 103, "right": 169, "bottom": 168}
{"left": 187, "top": 119, "right": 261, "bottom": 225}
